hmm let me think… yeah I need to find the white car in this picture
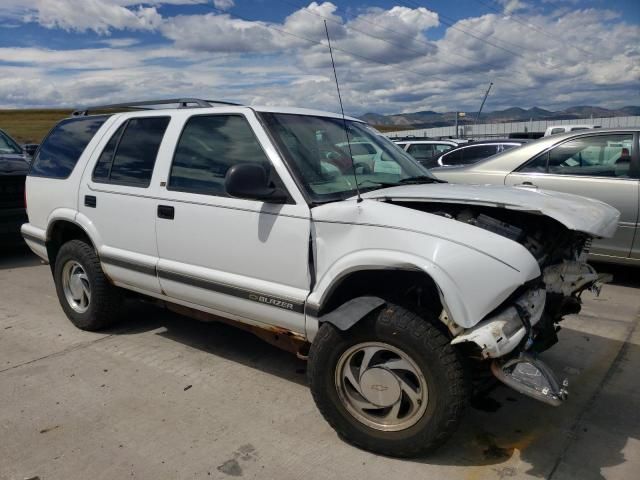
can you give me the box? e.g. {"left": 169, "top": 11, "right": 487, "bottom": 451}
{"left": 544, "top": 124, "right": 597, "bottom": 136}
{"left": 395, "top": 140, "right": 459, "bottom": 167}
{"left": 22, "top": 98, "right": 618, "bottom": 458}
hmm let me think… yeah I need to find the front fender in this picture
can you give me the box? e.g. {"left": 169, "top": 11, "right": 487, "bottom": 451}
{"left": 307, "top": 245, "right": 538, "bottom": 337}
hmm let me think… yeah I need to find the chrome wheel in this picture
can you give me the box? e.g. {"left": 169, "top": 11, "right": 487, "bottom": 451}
{"left": 335, "top": 342, "right": 428, "bottom": 432}
{"left": 61, "top": 260, "right": 91, "bottom": 313}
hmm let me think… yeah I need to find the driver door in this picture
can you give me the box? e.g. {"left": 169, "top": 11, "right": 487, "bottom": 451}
{"left": 506, "top": 132, "right": 639, "bottom": 259}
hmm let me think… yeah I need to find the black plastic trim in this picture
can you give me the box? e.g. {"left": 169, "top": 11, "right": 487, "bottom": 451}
{"left": 100, "top": 254, "right": 157, "bottom": 277}
{"left": 157, "top": 268, "right": 305, "bottom": 313}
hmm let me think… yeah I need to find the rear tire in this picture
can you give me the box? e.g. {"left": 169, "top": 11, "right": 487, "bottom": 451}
{"left": 53, "top": 239, "right": 122, "bottom": 331}
{"left": 308, "top": 303, "right": 466, "bottom": 457}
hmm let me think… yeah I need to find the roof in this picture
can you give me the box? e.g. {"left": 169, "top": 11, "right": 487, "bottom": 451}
{"left": 71, "top": 98, "right": 362, "bottom": 122}
{"left": 395, "top": 139, "right": 460, "bottom": 145}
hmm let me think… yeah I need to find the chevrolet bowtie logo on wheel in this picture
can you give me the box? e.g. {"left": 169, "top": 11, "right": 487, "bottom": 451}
{"left": 370, "top": 385, "right": 389, "bottom": 392}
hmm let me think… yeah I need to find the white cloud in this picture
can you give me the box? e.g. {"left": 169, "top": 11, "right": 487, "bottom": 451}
{"left": 0, "top": 2, "right": 638, "bottom": 114}
{"left": 213, "top": 0, "right": 235, "bottom": 10}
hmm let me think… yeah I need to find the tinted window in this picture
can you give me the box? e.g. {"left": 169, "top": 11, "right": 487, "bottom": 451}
{"left": 92, "top": 123, "right": 125, "bottom": 182}
{"left": 93, "top": 117, "right": 169, "bottom": 187}
{"left": 459, "top": 145, "right": 498, "bottom": 164}
{"left": 0, "top": 130, "right": 22, "bottom": 154}
{"left": 169, "top": 115, "right": 270, "bottom": 196}
{"left": 550, "top": 128, "right": 565, "bottom": 135}
{"left": 30, "top": 116, "right": 108, "bottom": 178}
{"left": 439, "top": 148, "right": 464, "bottom": 166}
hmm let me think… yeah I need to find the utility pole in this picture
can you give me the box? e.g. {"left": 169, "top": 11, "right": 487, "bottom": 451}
{"left": 454, "top": 111, "right": 459, "bottom": 137}
{"left": 476, "top": 82, "right": 493, "bottom": 124}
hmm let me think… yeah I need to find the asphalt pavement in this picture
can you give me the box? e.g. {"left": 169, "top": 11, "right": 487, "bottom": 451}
{"left": 0, "top": 248, "right": 638, "bottom": 480}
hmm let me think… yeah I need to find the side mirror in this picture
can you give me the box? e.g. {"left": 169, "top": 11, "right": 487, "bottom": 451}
{"left": 225, "top": 163, "right": 288, "bottom": 203}
{"left": 22, "top": 144, "right": 39, "bottom": 157}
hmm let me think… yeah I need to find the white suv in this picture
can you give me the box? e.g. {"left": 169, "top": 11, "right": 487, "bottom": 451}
{"left": 22, "top": 99, "right": 619, "bottom": 457}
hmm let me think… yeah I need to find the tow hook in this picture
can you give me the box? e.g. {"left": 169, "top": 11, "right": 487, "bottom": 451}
{"left": 491, "top": 353, "right": 569, "bottom": 407}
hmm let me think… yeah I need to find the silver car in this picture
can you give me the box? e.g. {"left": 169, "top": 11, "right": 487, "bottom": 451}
{"left": 432, "top": 128, "right": 638, "bottom": 265}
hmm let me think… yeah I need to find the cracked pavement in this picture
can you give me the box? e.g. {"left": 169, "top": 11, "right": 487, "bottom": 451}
{"left": 1, "top": 250, "right": 639, "bottom": 480}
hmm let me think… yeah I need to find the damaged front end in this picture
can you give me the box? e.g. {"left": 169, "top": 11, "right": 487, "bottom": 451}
{"left": 410, "top": 202, "right": 611, "bottom": 406}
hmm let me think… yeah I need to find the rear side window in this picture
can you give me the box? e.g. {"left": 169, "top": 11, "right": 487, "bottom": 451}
{"left": 406, "top": 144, "right": 434, "bottom": 160}
{"left": 168, "top": 115, "right": 271, "bottom": 196}
{"left": 30, "top": 116, "right": 108, "bottom": 178}
{"left": 439, "top": 148, "right": 463, "bottom": 165}
{"left": 93, "top": 117, "right": 170, "bottom": 187}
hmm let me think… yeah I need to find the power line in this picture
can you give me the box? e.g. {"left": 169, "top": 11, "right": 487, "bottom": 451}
{"left": 210, "top": 5, "right": 452, "bottom": 86}
{"left": 472, "top": 0, "right": 596, "bottom": 58}
{"left": 400, "top": 0, "right": 529, "bottom": 60}
{"left": 278, "top": 0, "right": 531, "bottom": 88}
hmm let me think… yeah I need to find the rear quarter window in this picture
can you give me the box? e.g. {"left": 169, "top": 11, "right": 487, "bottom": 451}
{"left": 30, "top": 116, "right": 108, "bottom": 179}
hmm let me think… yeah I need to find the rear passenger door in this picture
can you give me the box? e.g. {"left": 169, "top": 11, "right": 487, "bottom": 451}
{"left": 505, "top": 133, "right": 639, "bottom": 259}
{"left": 153, "top": 112, "right": 311, "bottom": 334}
{"left": 78, "top": 115, "right": 171, "bottom": 293}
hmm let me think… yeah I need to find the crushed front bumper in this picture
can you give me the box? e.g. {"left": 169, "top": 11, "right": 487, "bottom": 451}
{"left": 451, "top": 288, "right": 546, "bottom": 359}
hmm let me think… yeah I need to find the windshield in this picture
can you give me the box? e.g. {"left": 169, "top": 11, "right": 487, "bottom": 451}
{"left": 0, "top": 129, "right": 22, "bottom": 155}
{"left": 261, "top": 113, "right": 435, "bottom": 203}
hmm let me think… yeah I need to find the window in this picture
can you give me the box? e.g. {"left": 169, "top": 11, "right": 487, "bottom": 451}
{"left": 347, "top": 143, "right": 377, "bottom": 156}
{"left": 261, "top": 113, "right": 429, "bottom": 203}
{"left": 407, "top": 144, "right": 434, "bottom": 161}
{"left": 550, "top": 128, "right": 565, "bottom": 135}
{"left": 434, "top": 143, "right": 454, "bottom": 154}
{"left": 520, "top": 134, "right": 633, "bottom": 177}
{"left": 0, "top": 130, "right": 22, "bottom": 155}
{"left": 168, "top": 115, "right": 271, "bottom": 196}
{"left": 93, "top": 117, "right": 169, "bottom": 187}
{"left": 439, "top": 148, "right": 464, "bottom": 166}
{"left": 458, "top": 145, "right": 499, "bottom": 164}
{"left": 93, "top": 123, "right": 125, "bottom": 182}
{"left": 30, "top": 116, "right": 108, "bottom": 178}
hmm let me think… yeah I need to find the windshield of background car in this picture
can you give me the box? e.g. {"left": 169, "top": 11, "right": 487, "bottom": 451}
{"left": 0, "top": 130, "right": 22, "bottom": 155}
{"left": 261, "top": 113, "right": 432, "bottom": 202}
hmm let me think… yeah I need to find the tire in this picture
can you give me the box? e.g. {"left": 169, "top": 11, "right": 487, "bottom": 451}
{"left": 308, "top": 303, "right": 467, "bottom": 457}
{"left": 53, "top": 239, "right": 123, "bottom": 331}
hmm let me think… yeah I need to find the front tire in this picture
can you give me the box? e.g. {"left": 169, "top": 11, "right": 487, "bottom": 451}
{"left": 308, "top": 304, "right": 466, "bottom": 457}
{"left": 53, "top": 239, "right": 122, "bottom": 331}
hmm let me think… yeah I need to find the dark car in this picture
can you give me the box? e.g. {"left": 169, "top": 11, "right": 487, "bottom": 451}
{"left": 433, "top": 139, "right": 529, "bottom": 168}
{"left": 0, "top": 128, "right": 30, "bottom": 248}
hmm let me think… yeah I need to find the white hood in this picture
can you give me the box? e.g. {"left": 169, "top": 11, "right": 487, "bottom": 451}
{"left": 359, "top": 183, "right": 620, "bottom": 238}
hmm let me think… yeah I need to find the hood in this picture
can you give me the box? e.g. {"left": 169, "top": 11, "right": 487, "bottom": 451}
{"left": 359, "top": 183, "right": 620, "bottom": 238}
{"left": 0, "top": 154, "right": 30, "bottom": 175}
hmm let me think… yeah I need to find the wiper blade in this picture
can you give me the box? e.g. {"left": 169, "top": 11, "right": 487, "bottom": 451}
{"left": 357, "top": 179, "right": 399, "bottom": 188}
{"left": 399, "top": 175, "right": 445, "bottom": 184}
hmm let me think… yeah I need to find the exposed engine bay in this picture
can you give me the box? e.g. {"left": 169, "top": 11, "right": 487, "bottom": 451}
{"left": 389, "top": 200, "right": 610, "bottom": 406}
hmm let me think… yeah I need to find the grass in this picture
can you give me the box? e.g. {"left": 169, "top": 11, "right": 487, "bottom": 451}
{"left": 0, "top": 109, "right": 72, "bottom": 144}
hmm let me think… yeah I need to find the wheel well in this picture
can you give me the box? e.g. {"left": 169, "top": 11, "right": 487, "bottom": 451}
{"left": 319, "top": 269, "right": 443, "bottom": 320}
{"left": 46, "top": 221, "right": 94, "bottom": 270}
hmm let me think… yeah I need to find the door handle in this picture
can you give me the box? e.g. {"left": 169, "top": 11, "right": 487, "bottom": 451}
{"left": 515, "top": 181, "right": 537, "bottom": 188}
{"left": 157, "top": 205, "right": 175, "bottom": 220}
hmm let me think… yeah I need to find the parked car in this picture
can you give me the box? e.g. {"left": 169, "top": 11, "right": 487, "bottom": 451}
{"left": 544, "top": 124, "right": 597, "bottom": 137}
{"left": 22, "top": 99, "right": 618, "bottom": 457}
{"left": 432, "top": 128, "right": 637, "bottom": 265}
{"left": 432, "top": 139, "right": 530, "bottom": 168}
{"left": 395, "top": 140, "right": 459, "bottom": 167}
{"left": 0, "top": 128, "right": 30, "bottom": 248}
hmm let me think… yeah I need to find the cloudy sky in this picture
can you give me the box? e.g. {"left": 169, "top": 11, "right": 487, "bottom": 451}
{"left": 0, "top": 0, "right": 638, "bottom": 114}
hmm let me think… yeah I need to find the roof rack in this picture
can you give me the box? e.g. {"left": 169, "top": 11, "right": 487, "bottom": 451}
{"left": 72, "top": 98, "right": 241, "bottom": 116}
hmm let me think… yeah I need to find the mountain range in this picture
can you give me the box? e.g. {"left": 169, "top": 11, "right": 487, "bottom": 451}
{"left": 360, "top": 106, "right": 640, "bottom": 129}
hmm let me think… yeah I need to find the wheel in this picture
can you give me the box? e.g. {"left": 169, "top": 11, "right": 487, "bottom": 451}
{"left": 308, "top": 304, "right": 466, "bottom": 457}
{"left": 53, "top": 239, "right": 122, "bottom": 331}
